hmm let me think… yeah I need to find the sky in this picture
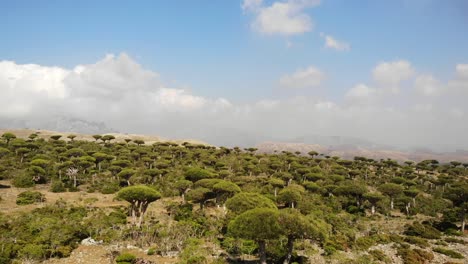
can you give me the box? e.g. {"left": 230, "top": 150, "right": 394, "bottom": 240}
{"left": 1, "top": 0, "right": 468, "bottom": 151}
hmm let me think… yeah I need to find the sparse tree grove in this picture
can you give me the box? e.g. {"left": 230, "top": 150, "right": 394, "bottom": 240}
{"left": 0, "top": 131, "right": 466, "bottom": 263}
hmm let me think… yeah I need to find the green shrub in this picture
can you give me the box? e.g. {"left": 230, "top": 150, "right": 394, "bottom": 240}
{"left": 433, "top": 247, "right": 464, "bottom": 259}
{"left": 186, "top": 255, "right": 207, "bottom": 264}
{"left": 54, "top": 245, "right": 73, "bottom": 258}
{"left": 100, "top": 182, "right": 120, "bottom": 194}
{"left": 404, "top": 236, "right": 429, "bottom": 248}
{"left": 147, "top": 248, "right": 156, "bottom": 256}
{"left": 68, "top": 186, "right": 80, "bottom": 192}
{"left": 12, "top": 173, "right": 35, "bottom": 188}
{"left": 389, "top": 234, "right": 404, "bottom": 243}
{"left": 434, "top": 240, "right": 448, "bottom": 246}
{"left": 323, "top": 243, "right": 337, "bottom": 256}
{"left": 369, "top": 249, "right": 391, "bottom": 263}
{"left": 404, "top": 222, "right": 441, "bottom": 239}
{"left": 18, "top": 244, "right": 46, "bottom": 260}
{"left": 354, "top": 236, "right": 376, "bottom": 250}
{"left": 115, "top": 253, "right": 136, "bottom": 264}
{"left": 444, "top": 237, "right": 466, "bottom": 244}
{"left": 50, "top": 181, "right": 66, "bottom": 193}
{"left": 16, "top": 191, "right": 45, "bottom": 205}
{"left": 397, "top": 247, "right": 434, "bottom": 264}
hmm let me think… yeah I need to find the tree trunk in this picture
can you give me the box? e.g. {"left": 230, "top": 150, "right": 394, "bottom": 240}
{"left": 283, "top": 237, "right": 294, "bottom": 264}
{"left": 390, "top": 198, "right": 394, "bottom": 210}
{"left": 461, "top": 211, "right": 466, "bottom": 234}
{"left": 131, "top": 204, "right": 137, "bottom": 226}
{"left": 258, "top": 240, "right": 267, "bottom": 264}
{"left": 73, "top": 175, "right": 77, "bottom": 188}
{"left": 371, "top": 205, "right": 375, "bottom": 215}
{"left": 137, "top": 202, "right": 146, "bottom": 228}
{"left": 274, "top": 188, "right": 277, "bottom": 197}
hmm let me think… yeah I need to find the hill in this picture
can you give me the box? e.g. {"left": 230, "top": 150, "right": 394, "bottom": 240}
{"left": 0, "top": 129, "right": 466, "bottom": 264}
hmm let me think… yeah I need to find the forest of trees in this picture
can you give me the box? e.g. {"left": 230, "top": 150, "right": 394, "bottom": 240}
{"left": 0, "top": 131, "right": 466, "bottom": 264}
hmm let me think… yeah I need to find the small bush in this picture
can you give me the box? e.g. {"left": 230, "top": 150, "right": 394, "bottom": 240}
{"left": 186, "top": 255, "right": 207, "bottom": 264}
{"left": 54, "top": 245, "right": 73, "bottom": 258}
{"left": 16, "top": 191, "right": 45, "bottom": 205}
{"left": 100, "top": 182, "right": 120, "bottom": 194}
{"left": 404, "top": 222, "right": 441, "bottom": 239}
{"left": 354, "top": 236, "right": 376, "bottom": 250}
{"left": 12, "top": 173, "right": 35, "bottom": 188}
{"left": 444, "top": 237, "right": 466, "bottom": 244}
{"left": 404, "top": 236, "right": 429, "bottom": 248}
{"left": 18, "top": 244, "right": 46, "bottom": 260}
{"left": 397, "top": 247, "right": 434, "bottom": 264}
{"left": 369, "top": 249, "right": 391, "bottom": 263}
{"left": 389, "top": 234, "right": 404, "bottom": 243}
{"left": 323, "top": 244, "right": 336, "bottom": 256}
{"left": 147, "top": 248, "right": 156, "bottom": 255}
{"left": 433, "top": 247, "right": 464, "bottom": 259}
{"left": 435, "top": 240, "right": 448, "bottom": 246}
{"left": 68, "top": 186, "right": 80, "bottom": 192}
{"left": 50, "top": 181, "right": 66, "bottom": 193}
{"left": 115, "top": 253, "right": 136, "bottom": 264}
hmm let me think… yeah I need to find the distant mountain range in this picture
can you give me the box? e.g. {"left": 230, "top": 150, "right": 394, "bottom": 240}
{"left": 0, "top": 116, "right": 115, "bottom": 135}
{"left": 255, "top": 141, "right": 468, "bottom": 163}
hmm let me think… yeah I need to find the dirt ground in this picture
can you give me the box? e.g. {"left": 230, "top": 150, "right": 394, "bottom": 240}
{"left": 0, "top": 181, "right": 179, "bottom": 264}
{"left": 43, "top": 245, "right": 178, "bottom": 264}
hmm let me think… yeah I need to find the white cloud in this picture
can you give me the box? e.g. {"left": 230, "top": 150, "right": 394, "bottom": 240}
{"left": 247, "top": 0, "right": 321, "bottom": 35}
{"left": 155, "top": 88, "right": 207, "bottom": 110}
{"left": 242, "top": 0, "right": 263, "bottom": 12}
{"left": 321, "top": 33, "right": 350, "bottom": 51}
{"left": 413, "top": 104, "right": 433, "bottom": 113}
{"left": 456, "top": 64, "right": 468, "bottom": 79}
{"left": 1, "top": 54, "right": 468, "bottom": 151}
{"left": 449, "top": 108, "right": 464, "bottom": 118}
{"left": 414, "top": 74, "right": 442, "bottom": 96}
{"left": 346, "top": 84, "right": 376, "bottom": 99}
{"left": 279, "top": 66, "right": 325, "bottom": 88}
{"left": 373, "top": 60, "right": 414, "bottom": 92}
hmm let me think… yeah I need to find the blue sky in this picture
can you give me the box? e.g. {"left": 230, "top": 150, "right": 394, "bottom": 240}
{"left": 2, "top": 0, "right": 467, "bottom": 101}
{"left": 1, "top": 0, "right": 468, "bottom": 150}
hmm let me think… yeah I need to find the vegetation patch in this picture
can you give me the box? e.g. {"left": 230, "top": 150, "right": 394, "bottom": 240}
{"left": 115, "top": 252, "right": 137, "bottom": 264}
{"left": 433, "top": 247, "right": 464, "bottom": 259}
{"left": 404, "top": 222, "right": 441, "bottom": 239}
{"left": 368, "top": 249, "right": 391, "bottom": 263}
{"left": 16, "top": 190, "right": 45, "bottom": 205}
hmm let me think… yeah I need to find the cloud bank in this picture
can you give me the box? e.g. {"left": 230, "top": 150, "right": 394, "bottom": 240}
{"left": 243, "top": 0, "right": 321, "bottom": 35}
{"left": 1, "top": 54, "right": 467, "bottom": 151}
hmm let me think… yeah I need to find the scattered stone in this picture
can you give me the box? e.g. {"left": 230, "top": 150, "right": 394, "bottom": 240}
{"left": 162, "top": 251, "right": 179, "bottom": 257}
{"left": 81, "top": 237, "right": 102, "bottom": 246}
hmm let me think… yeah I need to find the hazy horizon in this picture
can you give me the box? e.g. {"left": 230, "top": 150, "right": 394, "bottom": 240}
{"left": 1, "top": 1, "right": 468, "bottom": 152}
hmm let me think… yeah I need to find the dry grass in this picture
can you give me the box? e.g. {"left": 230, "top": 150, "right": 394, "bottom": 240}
{"left": 0, "top": 180, "right": 127, "bottom": 215}
{"left": 0, "top": 180, "right": 180, "bottom": 263}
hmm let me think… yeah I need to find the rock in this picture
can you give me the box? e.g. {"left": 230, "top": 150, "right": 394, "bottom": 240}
{"left": 81, "top": 237, "right": 102, "bottom": 246}
{"left": 162, "top": 251, "right": 179, "bottom": 257}
{"left": 135, "top": 259, "right": 155, "bottom": 264}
